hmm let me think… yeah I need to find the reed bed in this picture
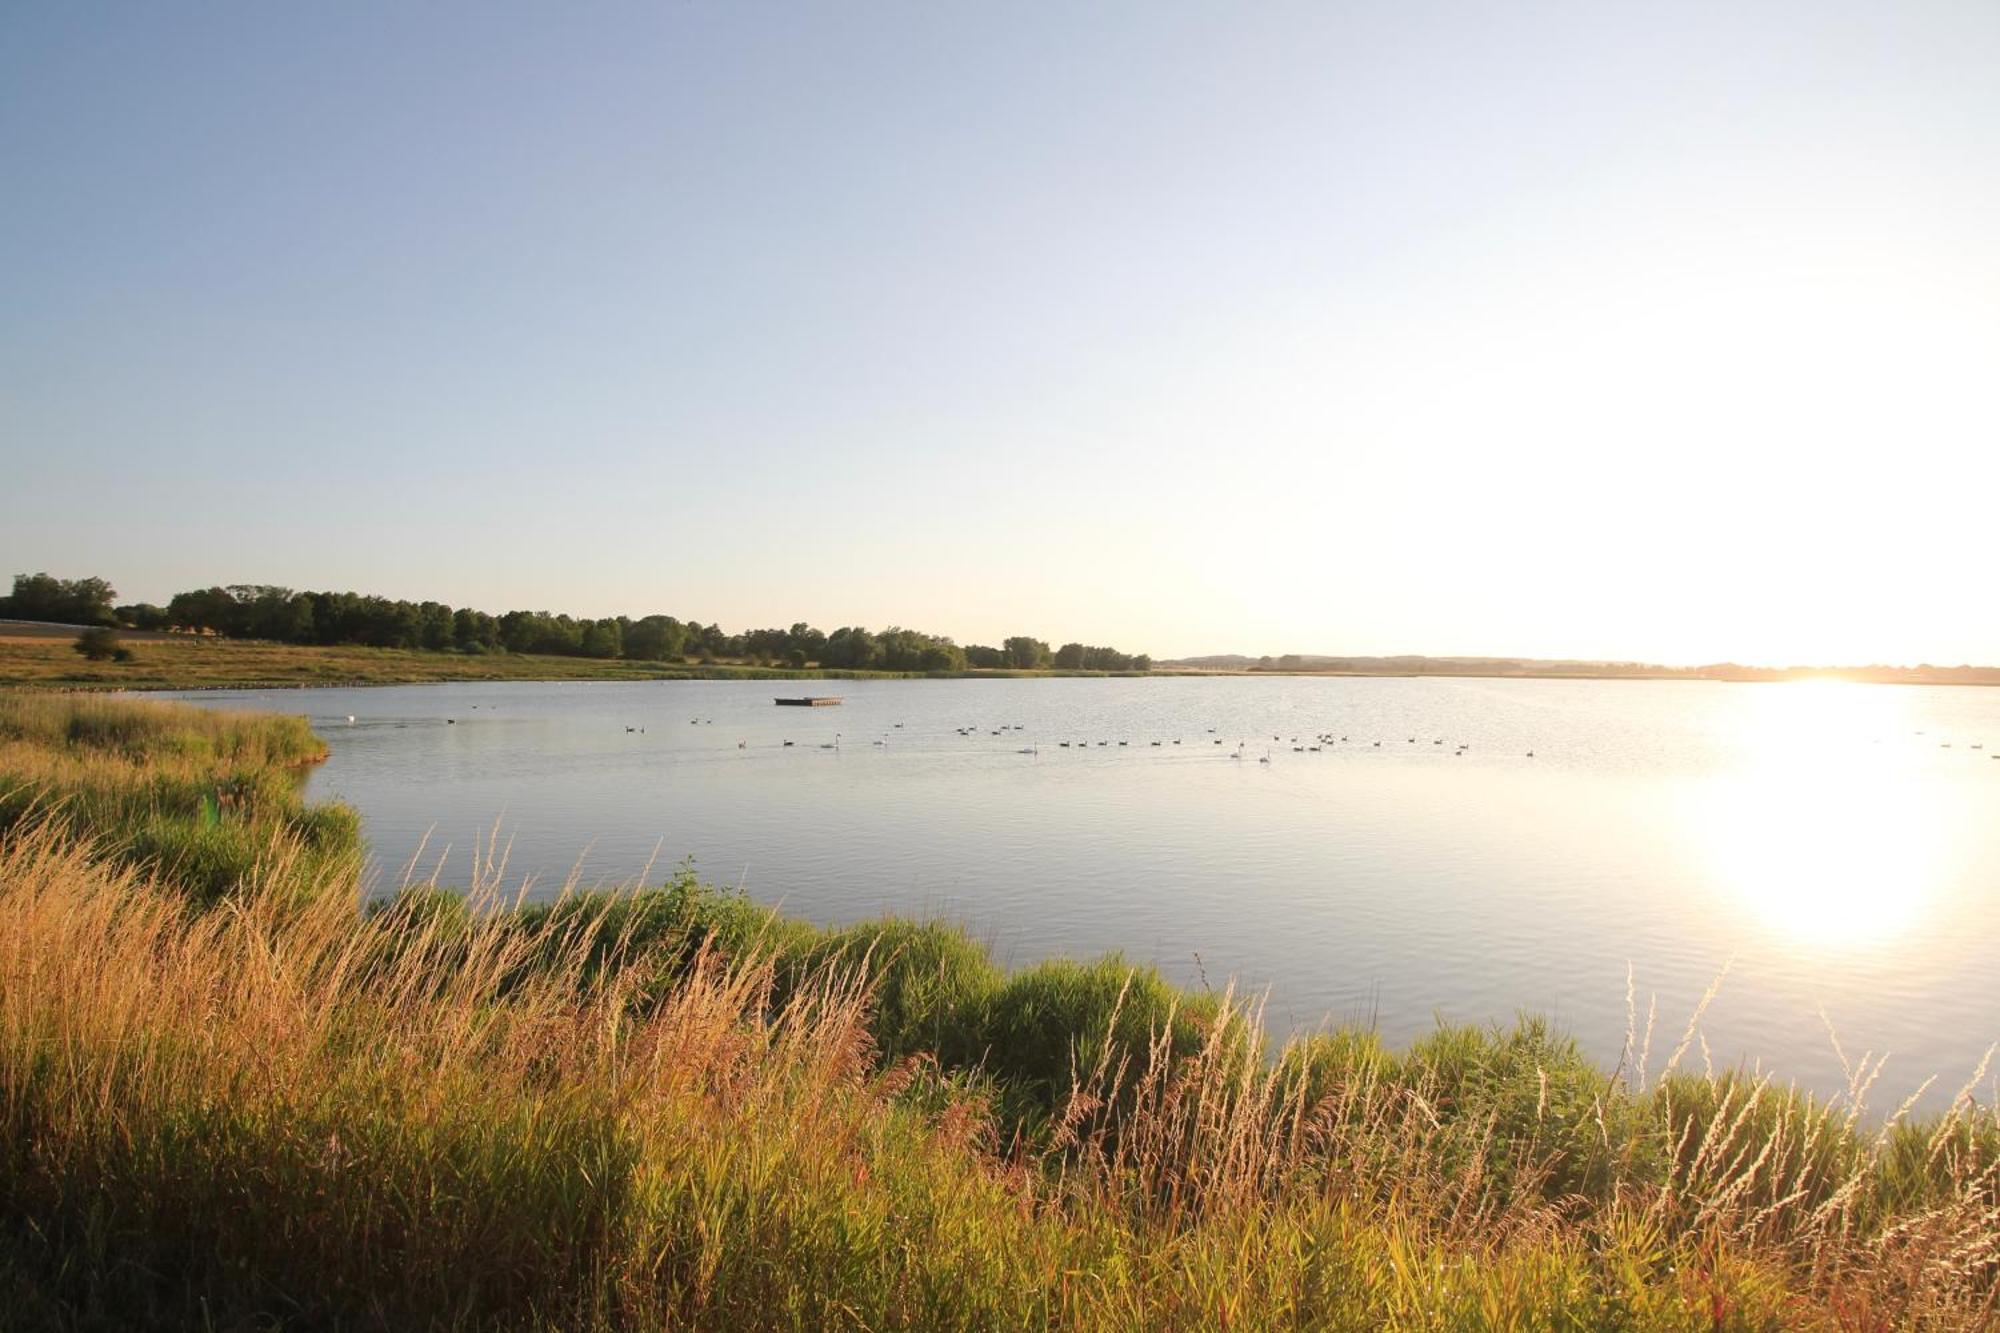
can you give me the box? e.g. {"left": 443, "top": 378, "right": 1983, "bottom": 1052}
{"left": 0, "top": 694, "right": 1995, "bottom": 1329}
{"left": 0, "top": 692, "right": 358, "bottom": 906}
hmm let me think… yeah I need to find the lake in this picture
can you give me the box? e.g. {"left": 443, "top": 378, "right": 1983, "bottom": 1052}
{"left": 168, "top": 675, "right": 2000, "bottom": 1112}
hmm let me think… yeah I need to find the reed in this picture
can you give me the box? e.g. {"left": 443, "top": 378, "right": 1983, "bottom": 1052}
{"left": 0, "top": 692, "right": 357, "bottom": 906}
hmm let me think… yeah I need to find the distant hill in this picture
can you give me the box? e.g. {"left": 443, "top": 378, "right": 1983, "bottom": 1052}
{"left": 1155, "top": 653, "right": 2000, "bottom": 687}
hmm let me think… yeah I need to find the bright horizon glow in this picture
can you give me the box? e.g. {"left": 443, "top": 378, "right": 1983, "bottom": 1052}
{"left": 3, "top": 4, "right": 1997, "bottom": 663}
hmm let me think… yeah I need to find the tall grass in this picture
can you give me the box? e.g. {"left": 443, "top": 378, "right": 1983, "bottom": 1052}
{"left": 0, "top": 693, "right": 1995, "bottom": 1328}
{"left": 0, "top": 692, "right": 358, "bottom": 905}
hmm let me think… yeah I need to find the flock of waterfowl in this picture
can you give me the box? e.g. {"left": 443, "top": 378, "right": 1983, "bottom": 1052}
{"left": 1914, "top": 730, "right": 1997, "bottom": 757}
{"left": 744, "top": 724, "right": 1539, "bottom": 760}
{"left": 360, "top": 711, "right": 1992, "bottom": 764}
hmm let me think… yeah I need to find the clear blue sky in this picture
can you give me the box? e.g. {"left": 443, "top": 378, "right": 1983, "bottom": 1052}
{"left": 4, "top": 3, "right": 1996, "bottom": 663}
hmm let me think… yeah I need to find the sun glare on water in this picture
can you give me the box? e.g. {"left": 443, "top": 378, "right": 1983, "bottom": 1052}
{"left": 1701, "top": 681, "right": 1941, "bottom": 951}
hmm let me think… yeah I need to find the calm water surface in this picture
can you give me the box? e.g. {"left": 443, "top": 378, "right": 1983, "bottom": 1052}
{"left": 172, "top": 676, "right": 2000, "bottom": 1110}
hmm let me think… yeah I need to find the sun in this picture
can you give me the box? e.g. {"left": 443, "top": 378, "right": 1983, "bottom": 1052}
{"left": 1699, "top": 681, "right": 1939, "bottom": 951}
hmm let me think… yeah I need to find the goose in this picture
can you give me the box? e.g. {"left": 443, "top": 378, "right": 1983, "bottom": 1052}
{"left": 819, "top": 733, "right": 842, "bottom": 750}
{"left": 1258, "top": 751, "right": 1272, "bottom": 764}
{"left": 738, "top": 740, "right": 748, "bottom": 748}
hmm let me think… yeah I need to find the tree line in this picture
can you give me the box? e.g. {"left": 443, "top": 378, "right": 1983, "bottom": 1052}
{"left": 2, "top": 572, "right": 1151, "bottom": 673}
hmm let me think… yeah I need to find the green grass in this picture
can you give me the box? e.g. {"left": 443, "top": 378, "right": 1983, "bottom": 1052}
{"left": 0, "top": 692, "right": 360, "bottom": 906}
{"left": 0, "top": 693, "right": 1995, "bottom": 1329}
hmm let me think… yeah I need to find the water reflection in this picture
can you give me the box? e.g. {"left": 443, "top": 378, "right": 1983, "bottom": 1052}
{"left": 1703, "top": 682, "right": 1938, "bottom": 949}
{"left": 158, "top": 675, "right": 2000, "bottom": 1110}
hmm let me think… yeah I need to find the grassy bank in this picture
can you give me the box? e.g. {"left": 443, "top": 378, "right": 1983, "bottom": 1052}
{"left": 0, "top": 627, "right": 1153, "bottom": 692}
{"left": 0, "top": 692, "right": 361, "bottom": 906}
{"left": 0, "top": 695, "right": 1995, "bottom": 1328}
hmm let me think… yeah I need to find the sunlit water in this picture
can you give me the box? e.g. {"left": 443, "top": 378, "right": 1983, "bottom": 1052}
{"left": 168, "top": 676, "right": 2000, "bottom": 1112}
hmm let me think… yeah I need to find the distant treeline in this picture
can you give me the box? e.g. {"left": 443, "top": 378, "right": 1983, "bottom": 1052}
{"left": 1164, "top": 652, "right": 2000, "bottom": 687}
{"left": 1, "top": 572, "right": 1151, "bottom": 673}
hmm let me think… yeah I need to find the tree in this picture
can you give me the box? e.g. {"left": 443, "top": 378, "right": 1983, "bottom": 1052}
{"left": 4, "top": 572, "right": 117, "bottom": 625}
{"left": 452, "top": 607, "right": 499, "bottom": 653}
{"left": 823, "top": 627, "right": 879, "bottom": 670}
{"left": 1053, "top": 642, "right": 1085, "bottom": 670}
{"left": 625, "top": 615, "right": 687, "bottom": 661}
{"left": 1003, "top": 636, "right": 1053, "bottom": 669}
{"left": 417, "top": 601, "right": 454, "bottom": 652}
{"left": 116, "top": 603, "right": 169, "bottom": 631}
{"left": 579, "top": 618, "right": 623, "bottom": 659}
{"left": 168, "top": 587, "right": 236, "bottom": 634}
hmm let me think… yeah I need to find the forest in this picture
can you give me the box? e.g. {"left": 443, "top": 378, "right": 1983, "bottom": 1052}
{"left": 0, "top": 572, "right": 1151, "bottom": 673}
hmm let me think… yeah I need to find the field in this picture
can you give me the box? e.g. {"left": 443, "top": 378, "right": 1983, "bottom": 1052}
{"left": 0, "top": 692, "right": 1995, "bottom": 1328}
{"left": 0, "top": 624, "right": 1131, "bottom": 691}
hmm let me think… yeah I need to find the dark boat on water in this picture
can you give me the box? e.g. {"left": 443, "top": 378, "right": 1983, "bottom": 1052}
{"left": 774, "top": 696, "right": 843, "bottom": 707}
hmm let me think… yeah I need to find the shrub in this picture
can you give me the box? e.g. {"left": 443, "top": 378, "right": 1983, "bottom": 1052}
{"left": 71, "top": 626, "right": 123, "bottom": 661}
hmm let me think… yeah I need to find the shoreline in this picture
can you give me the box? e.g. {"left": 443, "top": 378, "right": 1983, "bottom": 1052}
{"left": 6, "top": 624, "right": 1998, "bottom": 692}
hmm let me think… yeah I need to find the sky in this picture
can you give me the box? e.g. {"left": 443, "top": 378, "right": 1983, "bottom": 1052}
{"left": 3, "top": 3, "right": 1996, "bottom": 665}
